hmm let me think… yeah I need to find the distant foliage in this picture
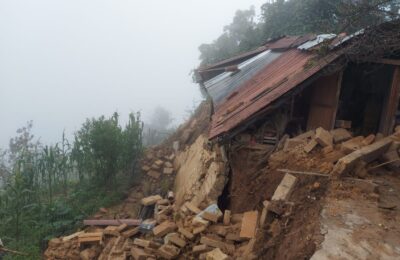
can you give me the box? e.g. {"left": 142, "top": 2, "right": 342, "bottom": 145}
{"left": 199, "top": 0, "right": 400, "bottom": 65}
{"left": 0, "top": 112, "right": 143, "bottom": 259}
{"left": 143, "top": 106, "right": 175, "bottom": 146}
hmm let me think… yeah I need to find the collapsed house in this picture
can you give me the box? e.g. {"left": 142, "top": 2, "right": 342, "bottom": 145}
{"left": 44, "top": 21, "right": 400, "bottom": 260}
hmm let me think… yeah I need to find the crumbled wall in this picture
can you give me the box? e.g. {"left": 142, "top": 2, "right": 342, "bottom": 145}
{"left": 173, "top": 134, "right": 226, "bottom": 208}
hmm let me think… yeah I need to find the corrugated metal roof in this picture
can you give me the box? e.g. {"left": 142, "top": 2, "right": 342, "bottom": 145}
{"left": 204, "top": 50, "right": 282, "bottom": 106}
{"left": 298, "top": 34, "right": 337, "bottom": 50}
{"left": 209, "top": 49, "right": 339, "bottom": 139}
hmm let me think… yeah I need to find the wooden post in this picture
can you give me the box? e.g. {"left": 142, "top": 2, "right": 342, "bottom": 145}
{"left": 380, "top": 66, "right": 400, "bottom": 135}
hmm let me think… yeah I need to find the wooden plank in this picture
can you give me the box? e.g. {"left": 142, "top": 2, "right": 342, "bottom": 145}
{"left": 307, "top": 71, "right": 343, "bottom": 130}
{"left": 83, "top": 219, "right": 141, "bottom": 226}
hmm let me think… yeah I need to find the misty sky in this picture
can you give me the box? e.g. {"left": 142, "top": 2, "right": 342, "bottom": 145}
{"left": 0, "top": 0, "right": 266, "bottom": 148}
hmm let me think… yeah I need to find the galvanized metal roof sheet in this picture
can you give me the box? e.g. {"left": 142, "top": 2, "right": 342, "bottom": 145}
{"left": 209, "top": 49, "right": 339, "bottom": 139}
{"left": 298, "top": 34, "right": 337, "bottom": 50}
{"left": 204, "top": 50, "right": 282, "bottom": 106}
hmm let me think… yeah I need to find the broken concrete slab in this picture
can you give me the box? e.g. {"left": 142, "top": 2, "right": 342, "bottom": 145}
{"left": 271, "top": 173, "right": 297, "bottom": 201}
{"left": 239, "top": 211, "right": 259, "bottom": 239}
{"left": 332, "top": 138, "right": 392, "bottom": 177}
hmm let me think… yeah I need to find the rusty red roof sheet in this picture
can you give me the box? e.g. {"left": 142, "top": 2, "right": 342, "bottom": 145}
{"left": 209, "top": 49, "right": 339, "bottom": 139}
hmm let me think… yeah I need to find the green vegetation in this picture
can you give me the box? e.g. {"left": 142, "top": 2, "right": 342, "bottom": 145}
{"left": 0, "top": 113, "right": 143, "bottom": 259}
{"left": 199, "top": 0, "right": 400, "bottom": 65}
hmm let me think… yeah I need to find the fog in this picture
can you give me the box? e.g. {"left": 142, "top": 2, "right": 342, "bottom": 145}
{"left": 0, "top": 0, "right": 266, "bottom": 148}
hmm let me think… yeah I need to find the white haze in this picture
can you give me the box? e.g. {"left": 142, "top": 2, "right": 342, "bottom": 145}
{"left": 0, "top": 0, "right": 266, "bottom": 148}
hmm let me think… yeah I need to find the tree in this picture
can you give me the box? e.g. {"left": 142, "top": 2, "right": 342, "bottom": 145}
{"left": 199, "top": 7, "right": 263, "bottom": 65}
{"left": 198, "top": 0, "right": 400, "bottom": 65}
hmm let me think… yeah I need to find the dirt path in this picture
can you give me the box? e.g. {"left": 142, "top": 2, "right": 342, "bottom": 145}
{"left": 312, "top": 175, "right": 400, "bottom": 259}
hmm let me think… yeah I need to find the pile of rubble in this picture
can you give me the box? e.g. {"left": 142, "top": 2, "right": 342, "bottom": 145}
{"left": 44, "top": 123, "right": 400, "bottom": 259}
{"left": 45, "top": 167, "right": 297, "bottom": 260}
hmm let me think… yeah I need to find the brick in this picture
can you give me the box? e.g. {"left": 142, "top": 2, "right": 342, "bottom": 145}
{"left": 141, "top": 165, "right": 151, "bottom": 172}
{"left": 225, "top": 232, "right": 243, "bottom": 241}
{"left": 152, "top": 221, "right": 177, "bottom": 237}
{"left": 116, "top": 223, "right": 128, "bottom": 232}
{"left": 163, "top": 167, "right": 174, "bottom": 175}
{"left": 323, "top": 150, "right": 346, "bottom": 163}
{"left": 331, "top": 128, "right": 352, "bottom": 143}
{"left": 315, "top": 127, "right": 333, "bottom": 147}
{"left": 146, "top": 170, "right": 161, "bottom": 179}
{"left": 304, "top": 139, "right": 318, "bottom": 153}
{"left": 335, "top": 120, "right": 351, "bottom": 129}
{"left": 184, "top": 202, "right": 202, "bottom": 214}
{"left": 362, "top": 134, "right": 375, "bottom": 146}
{"left": 103, "top": 229, "right": 120, "bottom": 237}
{"left": 271, "top": 173, "right": 297, "bottom": 201}
{"left": 295, "top": 130, "right": 315, "bottom": 140}
{"left": 131, "top": 247, "right": 150, "bottom": 260}
{"left": 322, "top": 145, "right": 334, "bottom": 154}
{"left": 193, "top": 225, "right": 207, "bottom": 235}
{"left": 231, "top": 213, "right": 243, "bottom": 224}
{"left": 133, "top": 238, "right": 151, "bottom": 248}
{"left": 206, "top": 248, "right": 229, "bottom": 260}
{"left": 154, "top": 160, "right": 164, "bottom": 166}
{"left": 192, "top": 244, "right": 211, "bottom": 254}
{"left": 164, "top": 161, "right": 173, "bottom": 168}
{"left": 169, "top": 234, "right": 186, "bottom": 248}
{"left": 259, "top": 200, "right": 270, "bottom": 228}
{"left": 283, "top": 138, "right": 304, "bottom": 151}
{"left": 239, "top": 211, "right": 259, "bottom": 239}
{"left": 202, "top": 211, "right": 220, "bottom": 223}
{"left": 208, "top": 225, "right": 227, "bottom": 236}
{"left": 178, "top": 227, "right": 194, "bottom": 240}
{"left": 200, "top": 236, "right": 235, "bottom": 254}
{"left": 156, "top": 245, "right": 179, "bottom": 260}
{"left": 122, "top": 227, "right": 140, "bottom": 238}
{"left": 141, "top": 195, "right": 163, "bottom": 206}
{"left": 223, "top": 210, "right": 231, "bottom": 226}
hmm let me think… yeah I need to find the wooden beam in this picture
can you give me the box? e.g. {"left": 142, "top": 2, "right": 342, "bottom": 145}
{"left": 380, "top": 66, "right": 400, "bottom": 135}
{"left": 377, "top": 59, "right": 400, "bottom": 66}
